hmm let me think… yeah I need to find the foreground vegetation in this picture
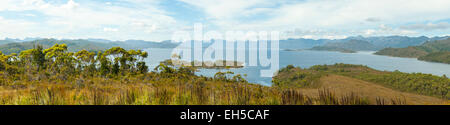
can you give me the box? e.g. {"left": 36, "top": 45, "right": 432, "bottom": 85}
{"left": 0, "top": 44, "right": 422, "bottom": 105}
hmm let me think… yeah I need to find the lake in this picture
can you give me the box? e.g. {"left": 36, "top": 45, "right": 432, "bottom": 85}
{"left": 143, "top": 48, "right": 450, "bottom": 86}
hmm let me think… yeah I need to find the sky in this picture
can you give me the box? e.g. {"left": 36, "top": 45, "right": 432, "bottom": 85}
{"left": 0, "top": 0, "right": 450, "bottom": 41}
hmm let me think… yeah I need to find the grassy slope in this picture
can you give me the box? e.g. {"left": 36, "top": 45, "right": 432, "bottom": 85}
{"left": 0, "top": 72, "right": 389, "bottom": 105}
{"left": 0, "top": 64, "right": 447, "bottom": 105}
{"left": 273, "top": 64, "right": 449, "bottom": 105}
{"left": 297, "top": 74, "right": 444, "bottom": 105}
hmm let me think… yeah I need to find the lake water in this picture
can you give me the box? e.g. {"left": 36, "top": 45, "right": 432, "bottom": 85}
{"left": 143, "top": 48, "right": 450, "bottom": 86}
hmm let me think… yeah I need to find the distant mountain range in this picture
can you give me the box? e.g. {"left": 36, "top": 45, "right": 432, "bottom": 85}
{"left": 346, "top": 36, "right": 449, "bottom": 48}
{"left": 0, "top": 35, "right": 448, "bottom": 54}
{"left": 375, "top": 38, "right": 450, "bottom": 64}
{"left": 279, "top": 38, "right": 330, "bottom": 49}
{"left": 0, "top": 38, "right": 180, "bottom": 54}
{"left": 290, "top": 35, "right": 449, "bottom": 52}
{"left": 309, "top": 39, "right": 382, "bottom": 53}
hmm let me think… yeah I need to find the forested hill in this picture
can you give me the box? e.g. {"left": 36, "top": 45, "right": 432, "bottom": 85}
{"left": 309, "top": 39, "right": 382, "bottom": 52}
{"left": 375, "top": 38, "right": 450, "bottom": 64}
{"left": 1, "top": 36, "right": 448, "bottom": 54}
{"left": 0, "top": 39, "right": 180, "bottom": 54}
{"left": 346, "top": 36, "right": 449, "bottom": 48}
{"left": 0, "top": 39, "right": 112, "bottom": 54}
{"left": 290, "top": 36, "right": 449, "bottom": 52}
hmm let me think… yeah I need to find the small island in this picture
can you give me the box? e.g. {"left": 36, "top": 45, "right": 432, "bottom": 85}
{"left": 170, "top": 59, "right": 244, "bottom": 69}
{"left": 308, "top": 46, "right": 356, "bottom": 53}
{"left": 283, "top": 49, "right": 305, "bottom": 52}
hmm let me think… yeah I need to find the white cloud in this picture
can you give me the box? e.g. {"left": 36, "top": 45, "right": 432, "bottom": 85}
{"left": 61, "top": 0, "right": 79, "bottom": 10}
{"left": 103, "top": 28, "right": 119, "bottom": 32}
{"left": 179, "top": 0, "right": 271, "bottom": 20}
{"left": 363, "top": 24, "right": 417, "bottom": 36}
{"left": 1, "top": 0, "right": 450, "bottom": 41}
{"left": 0, "top": 16, "right": 38, "bottom": 39}
{"left": 0, "top": 0, "right": 179, "bottom": 41}
{"left": 281, "top": 24, "right": 417, "bottom": 39}
{"left": 400, "top": 22, "right": 450, "bottom": 31}
{"left": 180, "top": 0, "right": 450, "bottom": 37}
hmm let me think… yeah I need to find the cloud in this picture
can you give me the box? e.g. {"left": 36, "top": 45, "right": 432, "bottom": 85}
{"left": 1, "top": 0, "right": 450, "bottom": 41}
{"left": 364, "top": 24, "right": 417, "bottom": 36}
{"left": 365, "top": 17, "right": 381, "bottom": 22}
{"left": 282, "top": 24, "right": 418, "bottom": 39}
{"left": 180, "top": 0, "right": 450, "bottom": 37}
{"left": 0, "top": 16, "right": 38, "bottom": 39}
{"left": 61, "top": 0, "right": 79, "bottom": 10}
{"left": 399, "top": 22, "right": 450, "bottom": 31}
{"left": 0, "top": 0, "right": 179, "bottom": 41}
{"left": 178, "top": 0, "right": 272, "bottom": 20}
{"left": 103, "top": 28, "right": 119, "bottom": 32}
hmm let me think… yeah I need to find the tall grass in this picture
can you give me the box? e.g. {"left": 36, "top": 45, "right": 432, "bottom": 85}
{"left": 0, "top": 74, "right": 407, "bottom": 105}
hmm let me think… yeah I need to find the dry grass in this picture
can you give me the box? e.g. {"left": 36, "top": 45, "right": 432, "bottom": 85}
{"left": 0, "top": 73, "right": 408, "bottom": 105}
{"left": 296, "top": 74, "right": 445, "bottom": 105}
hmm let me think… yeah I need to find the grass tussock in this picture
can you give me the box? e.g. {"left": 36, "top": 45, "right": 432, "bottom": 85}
{"left": 0, "top": 72, "right": 408, "bottom": 105}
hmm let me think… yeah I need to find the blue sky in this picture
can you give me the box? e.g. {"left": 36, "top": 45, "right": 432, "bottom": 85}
{"left": 0, "top": 0, "right": 449, "bottom": 41}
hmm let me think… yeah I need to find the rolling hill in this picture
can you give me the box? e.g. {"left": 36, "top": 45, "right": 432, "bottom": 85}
{"left": 279, "top": 38, "right": 330, "bottom": 49}
{"left": 0, "top": 39, "right": 110, "bottom": 54}
{"left": 346, "top": 35, "right": 449, "bottom": 48}
{"left": 273, "top": 64, "right": 449, "bottom": 104}
{"left": 375, "top": 38, "right": 450, "bottom": 64}
{"left": 374, "top": 47, "right": 429, "bottom": 58}
{"left": 0, "top": 40, "right": 15, "bottom": 45}
{"left": 1, "top": 35, "right": 448, "bottom": 54}
{"left": 283, "top": 36, "right": 447, "bottom": 52}
{"left": 0, "top": 38, "right": 180, "bottom": 54}
{"left": 309, "top": 39, "right": 381, "bottom": 52}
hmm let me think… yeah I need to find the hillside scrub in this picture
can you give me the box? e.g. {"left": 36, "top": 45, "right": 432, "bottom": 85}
{"left": 274, "top": 63, "right": 449, "bottom": 99}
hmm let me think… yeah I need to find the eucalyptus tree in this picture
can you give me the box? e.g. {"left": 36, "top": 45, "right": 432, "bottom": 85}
{"left": 74, "top": 49, "right": 96, "bottom": 75}
{"left": 128, "top": 49, "right": 148, "bottom": 73}
{"left": 43, "top": 44, "right": 76, "bottom": 76}
{"left": 104, "top": 47, "right": 128, "bottom": 74}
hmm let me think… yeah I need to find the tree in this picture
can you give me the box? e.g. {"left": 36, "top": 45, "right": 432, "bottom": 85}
{"left": 75, "top": 49, "right": 96, "bottom": 75}
{"left": 136, "top": 62, "right": 148, "bottom": 74}
{"left": 127, "top": 49, "right": 148, "bottom": 73}
{"left": 0, "top": 51, "right": 9, "bottom": 71}
{"left": 97, "top": 51, "right": 111, "bottom": 76}
{"left": 43, "top": 44, "right": 77, "bottom": 76}
{"left": 18, "top": 45, "right": 46, "bottom": 72}
{"left": 104, "top": 47, "right": 128, "bottom": 73}
{"left": 214, "top": 71, "right": 234, "bottom": 81}
{"left": 32, "top": 45, "right": 46, "bottom": 71}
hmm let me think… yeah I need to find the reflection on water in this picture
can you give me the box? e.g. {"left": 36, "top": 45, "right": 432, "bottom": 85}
{"left": 144, "top": 48, "right": 450, "bottom": 86}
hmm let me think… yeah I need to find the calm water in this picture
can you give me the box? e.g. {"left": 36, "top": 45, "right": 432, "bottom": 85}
{"left": 143, "top": 48, "right": 450, "bottom": 86}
